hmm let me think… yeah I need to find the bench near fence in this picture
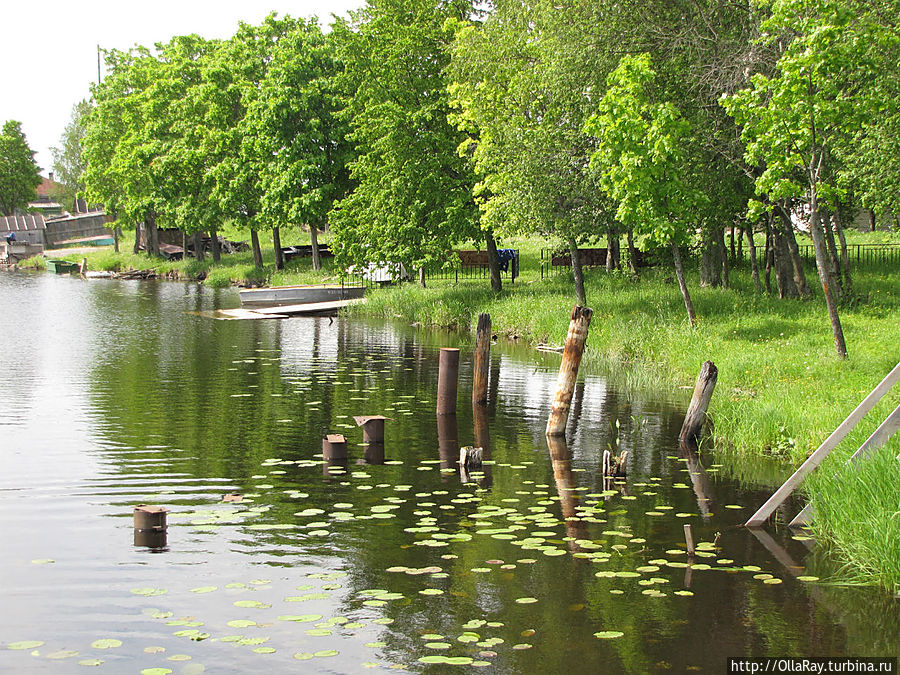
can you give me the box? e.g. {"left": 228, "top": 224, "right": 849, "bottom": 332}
{"left": 540, "top": 247, "right": 661, "bottom": 278}
{"left": 428, "top": 249, "right": 519, "bottom": 283}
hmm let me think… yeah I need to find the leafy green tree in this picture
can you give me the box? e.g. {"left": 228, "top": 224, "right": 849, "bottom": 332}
{"left": 201, "top": 14, "right": 302, "bottom": 269}
{"left": 248, "top": 21, "right": 351, "bottom": 271}
{"left": 720, "top": 0, "right": 896, "bottom": 358}
{"left": 0, "top": 120, "right": 42, "bottom": 216}
{"left": 51, "top": 100, "right": 93, "bottom": 210}
{"left": 329, "top": 0, "right": 480, "bottom": 285}
{"left": 586, "top": 54, "right": 707, "bottom": 326}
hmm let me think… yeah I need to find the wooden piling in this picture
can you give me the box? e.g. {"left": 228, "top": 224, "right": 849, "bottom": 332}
{"left": 354, "top": 415, "right": 388, "bottom": 444}
{"left": 322, "top": 434, "right": 348, "bottom": 461}
{"left": 545, "top": 306, "right": 593, "bottom": 436}
{"left": 683, "top": 523, "right": 695, "bottom": 557}
{"left": 437, "top": 348, "right": 460, "bottom": 415}
{"left": 679, "top": 361, "right": 718, "bottom": 444}
{"left": 472, "top": 313, "right": 491, "bottom": 405}
{"left": 134, "top": 504, "right": 167, "bottom": 531}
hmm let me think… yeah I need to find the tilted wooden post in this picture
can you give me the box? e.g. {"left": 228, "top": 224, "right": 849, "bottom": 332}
{"left": 436, "top": 348, "right": 460, "bottom": 415}
{"left": 679, "top": 361, "right": 718, "bottom": 444}
{"left": 546, "top": 306, "right": 593, "bottom": 436}
{"left": 472, "top": 313, "right": 491, "bottom": 405}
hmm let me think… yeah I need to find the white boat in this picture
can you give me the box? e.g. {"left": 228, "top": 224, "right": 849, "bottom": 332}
{"left": 238, "top": 283, "right": 365, "bottom": 308}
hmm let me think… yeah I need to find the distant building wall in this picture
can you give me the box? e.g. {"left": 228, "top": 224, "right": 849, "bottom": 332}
{"left": 44, "top": 212, "right": 113, "bottom": 247}
{"left": 0, "top": 214, "right": 46, "bottom": 246}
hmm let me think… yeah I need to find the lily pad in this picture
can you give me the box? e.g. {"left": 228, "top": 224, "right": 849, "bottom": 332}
{"left": 594, "top": 631, "right": 625, "bottom": 639}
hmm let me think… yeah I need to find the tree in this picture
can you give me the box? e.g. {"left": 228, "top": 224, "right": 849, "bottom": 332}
{"left": 0, "top": 120, "right": 42, "bottom": 216}
{"left": 720, "top": 0, "right": 896, "bottom": 358}
{"left": 586, "top": 54, "right": 707, "bottom": 326}
{"left": 51, "top": 100, "right": 93, "bottom": 210}
{"left": 329, "top": 0, "right": 480, "bottom": 285}
{"left": 248, "top": 21, "right": 352, "bottom": 271}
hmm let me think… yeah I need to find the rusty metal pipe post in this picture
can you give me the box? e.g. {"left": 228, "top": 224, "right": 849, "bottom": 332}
{"left": 134, "top": 504, "right": 167, "bottom": 549}
{"left": 436, "top": 348, "right": 460, "bottom": 415}
{"left": 322, "top": 434, "right": 348, "bottom": 461}
{"left": 472, "top": 314, "right": 491, "bottom": 405}
{"left": 545, "top": 306, "right": 593, "bottom": 436}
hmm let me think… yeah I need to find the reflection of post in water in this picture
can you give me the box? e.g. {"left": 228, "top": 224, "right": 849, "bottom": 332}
{"left": 545, "top": 435, "right": 588, "bottom": 551}
{"left": 466, "top": 403, "right": 493, "bottom": 487}
{"left": 679, "top": 439, "right": 717, "bottom": 520}
{"left": 567, "top": 381, "right": 587, "bottom": 438}
{"left": 437, "top": 412, "right": 459, "bottom": 474}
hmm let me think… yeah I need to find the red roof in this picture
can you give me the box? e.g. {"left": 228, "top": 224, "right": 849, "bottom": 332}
{"left": 36, "top": 176, "right": 63, "bottom": 198}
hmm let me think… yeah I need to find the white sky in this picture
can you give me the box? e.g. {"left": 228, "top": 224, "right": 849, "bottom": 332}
{"left": 0, "top": 0, "right": 365, "bottom": 176}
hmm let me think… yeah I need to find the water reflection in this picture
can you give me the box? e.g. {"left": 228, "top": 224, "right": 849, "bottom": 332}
{"left": 1, "top": 273, "right": 899, "bottom": 674}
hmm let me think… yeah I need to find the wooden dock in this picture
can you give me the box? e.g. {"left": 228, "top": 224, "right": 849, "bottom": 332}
{"left": 212, "top": 297, "right": 364, "bottom": 320}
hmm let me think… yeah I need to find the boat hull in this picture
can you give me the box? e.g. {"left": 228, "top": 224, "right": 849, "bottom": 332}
{"left": 238, "top": 284, "right": 365, "bottom": 307}
{"left": 46, "top": 259, "right": 80, "bottom": 274}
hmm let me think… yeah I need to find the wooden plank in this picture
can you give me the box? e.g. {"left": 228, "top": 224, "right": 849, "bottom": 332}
{"left": 215, "top": 309, "right": 289, "bottom": 320}
{"left": 253, "top": 298, "right": 365, "bottom": 315}
{"left": 789, "top": 401, "right": 900, "bottom": 527}
{"left": 746, "top": 360, "right": 900, "bottom": 527}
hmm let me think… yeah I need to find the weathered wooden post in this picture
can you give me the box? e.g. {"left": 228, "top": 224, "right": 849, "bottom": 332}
{"left": 679, "top": 361, "right": 718, "bottom": 444}
{"left": 322, "top": 434, "right": 348, "bottom": 461}
{"left": 354, "top": 415, "right": 388, "bottom": 444}
{"left": 437, "top": 348, "right": 460, "bottom": 415}
{"left": 545, "top": 306, "right": 593, "bottom": 436}
{"left": 683, "top": 523, "right": 695, "bottom": 557}
{"left": 134, "top": 504, "right": 167, "bottom": 548}
{"left": 472, "top": 314, "right": 491, "bottom": 405}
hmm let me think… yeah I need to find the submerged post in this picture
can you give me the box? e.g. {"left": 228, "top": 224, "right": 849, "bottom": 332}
{"left": 679, "top": 361, "right": 718, "bottom": 444}
{"left": 546, "top": 306, "right": 593, "bottom": 436}
{"left": 683, "top": 523, "right": 695, "bottom": 557}
{"left": 134, "top": 504, "right": 167, "bottom": 549}
{"left": 437, "top": 348, "right": 460, "bottom": 415}
{"left": 322, "top": 434, "right": 348, "bottom": 461}
{"left": 472, "top": 314, "right": 491, "bottom": 405}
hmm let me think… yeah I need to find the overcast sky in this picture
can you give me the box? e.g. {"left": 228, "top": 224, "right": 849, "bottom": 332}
{"left": 1, "top": 0, "right": 365, "bottom": 176}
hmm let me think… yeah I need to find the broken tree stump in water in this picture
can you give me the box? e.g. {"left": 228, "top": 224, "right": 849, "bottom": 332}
{"left": 546, "top": 306, "right": 593, "bottom": 436}
{"left": 679, "top": 361, "right": 718, "bottom": 444}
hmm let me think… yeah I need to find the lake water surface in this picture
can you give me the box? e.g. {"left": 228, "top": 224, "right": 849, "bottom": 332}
{"left": 1, "top": 273, "right": 898, "bottom": 674}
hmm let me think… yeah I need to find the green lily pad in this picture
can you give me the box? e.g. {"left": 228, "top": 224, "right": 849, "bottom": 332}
{"left": 8, "top": 640, "right": 44, "bottom": 650}
{"left": 594, "top": 631, "right": 625, "bottom": 639}
{"left": 90, "top": 639, "right": 122, "bottom": 649}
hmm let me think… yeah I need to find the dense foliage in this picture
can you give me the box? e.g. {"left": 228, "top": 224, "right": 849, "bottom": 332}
{"left": 0, "top": 120, "right": 42, "bottom": 216}
{"left": 77, "top": 0, "right": 900, "bottom": 349}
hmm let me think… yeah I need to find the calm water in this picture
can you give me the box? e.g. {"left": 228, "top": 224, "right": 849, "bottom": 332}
{"left": 1, "top": 273, "right": 898, "bottom": 674}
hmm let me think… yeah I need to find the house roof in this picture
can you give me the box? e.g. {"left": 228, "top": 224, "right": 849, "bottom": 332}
{"left": 36, "top": 176, "right": 63, "bottom": 198}
{"left": 0, "top": 214, "right": 46, "bottom": 233}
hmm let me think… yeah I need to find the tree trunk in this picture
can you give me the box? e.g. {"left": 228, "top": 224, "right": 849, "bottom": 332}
{"left": 775, "top": 203, "right": 812, "bottom": 298}
{"left": 626, "top": 229, "right": 639, "bottom": 276}
{"left": 764, "top": 215, "right": 773, "bottom": 295}
{"left": 418, "top": 266, "right": 426, "bottom": 288}
{"left": 834, "top": 206, "right": 853, "bottom": 297}
{"left": 606, "top": 230, "right": 620, "bottom": 271}
{"left": 867, "top": 209, "right": 876, "bottom": 232}
{"left": 273, "top": 226, "right": 284, "bottom": 271}
{"left": 114, "top": 226, "right": 120, "bottom": 253}
{"left": 737, "top": 224, "right": 743, "bottom": 258}
{"left": 720, "top": 227, "right": 730, "bottom": 290}
{"left": 746, "top": 223, "right": 762, "bottom": 294}
{"left": 568, "top": 236, "right": 587, "bottom": 306}
{"left": 700, "top": 227, "right": 722, "bottom": 288}
{"left": 310, "top": 225, "right": 321, "bottom": 271}
{"left": 148, "top": 214, "right": 159, "bottom": 257}
{"left": 729, "top": 226, "right": 736, "bottom": 261}
{"left": 133, "top": 222, "right": 141, "bottom": 254}
{"left": 821, "top": 208, "right": 842, "bottom": 299}
{"left": 671, "top": 241, "right": 696, "bottom": 327}
{"left": 210, "top": 227, "right": 221, "bottom": 262}
{"left": 250, "top": 229, "right": 263, "bottom": 269}
{"left": 485, "top": 229, "right": 502, "bottom": 292}
{"left": 194, "top": 231, "right": 204, "bottom": 262}
{"left": 772, "top": 221, "right": 798, "bottom": 299}
{"left": 809, "top": 186, "right": 848, "bottom": 358}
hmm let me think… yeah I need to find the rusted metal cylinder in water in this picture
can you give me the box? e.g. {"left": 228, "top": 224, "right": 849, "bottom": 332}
{"left": 546, "top": 306, "right": 593, "bottom": 436}
{"left": 436, "top": 348, "right": 460, "bottom": 415}
{"left": 134, "top": 529, "right": 167, "bottom": 548}
{"left": 134, "top": 504, "right": 167, "bottom": 531}
{"left": 354, "top": 415, "right": 388, "bottom": 444}
{"left": 322, "top": 434, "right": 348, "bottom": 460}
